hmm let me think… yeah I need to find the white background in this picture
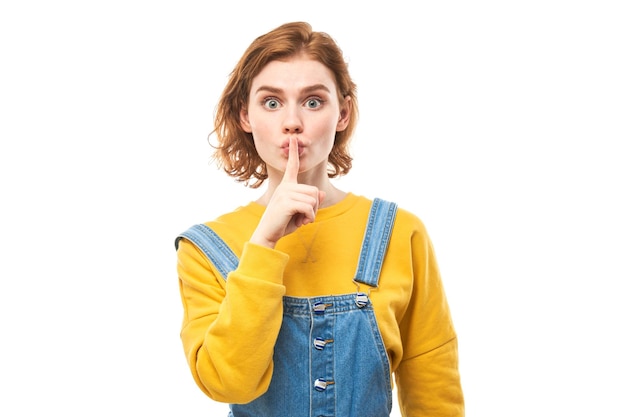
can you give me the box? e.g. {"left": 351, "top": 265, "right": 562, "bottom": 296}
{"left": 1, "top": 1, "right": 625, "bottom": 416}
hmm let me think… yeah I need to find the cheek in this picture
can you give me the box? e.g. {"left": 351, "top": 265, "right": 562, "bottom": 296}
{"left": 315, "top": 116, "right": 342, "bottom": 138}
{"left": 247, "top": 112, "right": 274, "bottom": 135}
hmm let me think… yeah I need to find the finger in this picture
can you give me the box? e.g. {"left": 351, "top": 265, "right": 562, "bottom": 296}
{"left": 291, "top": 204, "right": 316, "bottom": 227}
{"left": 282, "top": 137, "right": 299, "bottom": 183}
{"left": 318, "top": 190, "right": 326, "bottom": 210}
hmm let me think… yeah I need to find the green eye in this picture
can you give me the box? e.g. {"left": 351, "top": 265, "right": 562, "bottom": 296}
{"left": 306, "top": 98, "right": 323, "bottom": 109}
{"left": 264, "top": 98, "right": 280, "bottom": 109}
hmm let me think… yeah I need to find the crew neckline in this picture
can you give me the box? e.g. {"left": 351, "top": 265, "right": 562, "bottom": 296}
{"left": 244, "top": 192, "right": 360, "bottom": 221}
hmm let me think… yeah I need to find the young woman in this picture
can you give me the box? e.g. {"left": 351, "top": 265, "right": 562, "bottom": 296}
{"left": 176, "top": 21, "right": 464, "bottom": 417}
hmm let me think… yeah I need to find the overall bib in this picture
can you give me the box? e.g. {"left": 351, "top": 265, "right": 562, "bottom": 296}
{"left": 179, "top": 198, "right": 398, "bottom": 417}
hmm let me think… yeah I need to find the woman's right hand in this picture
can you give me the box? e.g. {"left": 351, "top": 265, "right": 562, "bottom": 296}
{"left": 249, "top": 138, "right": 325, "bottom": 249}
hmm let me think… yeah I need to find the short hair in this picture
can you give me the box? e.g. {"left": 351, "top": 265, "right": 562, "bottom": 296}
{"left": 210, "top": 21, "right": 359, "bottom": 188}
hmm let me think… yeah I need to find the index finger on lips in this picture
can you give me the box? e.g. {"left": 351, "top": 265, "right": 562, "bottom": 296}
{"left": 282, "top": 137, "right": 299, "bottom": 183}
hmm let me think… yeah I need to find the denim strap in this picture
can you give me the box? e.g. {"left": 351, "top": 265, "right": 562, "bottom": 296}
{"left": 353, "top": 198, "right": 398, "bottom": 288}
{"left": 176, "top": 198, "right": 397, "bottom": 285}
{"left": 175, "top": 224, "right": 239, "bottom": 280}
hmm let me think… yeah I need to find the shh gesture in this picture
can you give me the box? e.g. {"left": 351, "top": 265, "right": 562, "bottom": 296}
{"left": 250, "top": 138, "right": 325, "bottom": 249}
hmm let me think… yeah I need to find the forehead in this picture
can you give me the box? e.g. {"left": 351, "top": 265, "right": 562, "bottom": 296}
{"left": 250, "top": 56, "right": 338, "bottom": 94}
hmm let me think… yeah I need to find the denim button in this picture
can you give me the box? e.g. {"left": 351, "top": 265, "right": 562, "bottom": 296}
{"left": 355, "top": 292, "right": 369, "bottom": 308}
{"left": 313, "top": 302, "right": 327, "bottom": 314}
{"left": 313, "top": 337, "right": 327, "bottom": 350}
{"left": 314, "top": 378, "right": 328, "bottom": 391}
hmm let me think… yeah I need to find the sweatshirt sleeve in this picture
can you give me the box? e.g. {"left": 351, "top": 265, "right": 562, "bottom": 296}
{"left": 177, "top": 238, "right": 288, "bottom": 404}
{"left": 394, "top": 224, "right": 465, "bottom": 417}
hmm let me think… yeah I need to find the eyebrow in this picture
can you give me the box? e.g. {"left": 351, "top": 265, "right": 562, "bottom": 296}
{"left": 253, "top": 84, "right": 332, "bottom": 95}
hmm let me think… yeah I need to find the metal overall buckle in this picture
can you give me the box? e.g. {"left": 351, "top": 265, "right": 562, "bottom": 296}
{"left": 352, "top": 280, "right": 377, "bottom": 308}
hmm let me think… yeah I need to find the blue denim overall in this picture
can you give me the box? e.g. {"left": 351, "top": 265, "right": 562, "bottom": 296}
{"left": 179, "top": 198, "right": 398, "bottom": 417}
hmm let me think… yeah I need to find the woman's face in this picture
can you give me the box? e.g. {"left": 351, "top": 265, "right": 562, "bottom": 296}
{"left": 240, "top": 55, "right": 350, "bottom": 181}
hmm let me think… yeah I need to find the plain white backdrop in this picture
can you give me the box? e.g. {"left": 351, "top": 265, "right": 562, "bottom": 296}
{"left": 1, "top": 1, "right": 624, "bottom": 416}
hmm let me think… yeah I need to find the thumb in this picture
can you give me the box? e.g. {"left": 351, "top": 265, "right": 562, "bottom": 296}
{"left": 318, "top": 190, "right": 326, "bottom": 208}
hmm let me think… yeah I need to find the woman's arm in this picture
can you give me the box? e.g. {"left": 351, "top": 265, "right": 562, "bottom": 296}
{"left": 177, "top": 239, "right": 287, "bottom": 404}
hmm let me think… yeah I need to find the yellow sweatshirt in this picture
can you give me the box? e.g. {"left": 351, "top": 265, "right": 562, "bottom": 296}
{"left": 176, "top": 193, "right": 464, "bottom": 416}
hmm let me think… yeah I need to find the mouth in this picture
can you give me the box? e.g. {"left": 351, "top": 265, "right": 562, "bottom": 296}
{"left": 281, "top": 139, "right": 305, "bottom": 156}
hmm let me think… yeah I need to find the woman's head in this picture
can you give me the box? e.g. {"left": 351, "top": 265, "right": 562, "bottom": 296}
{"left": 212, "top": 21, "right": 358, "bottom": 188}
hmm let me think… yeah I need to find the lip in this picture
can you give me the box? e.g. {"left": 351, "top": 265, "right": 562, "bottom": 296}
{"left": 281, "top": 138, "right": 305, "bottom": 148}
{"left": 281, "top": 139, "right": 305, "bottom": 156}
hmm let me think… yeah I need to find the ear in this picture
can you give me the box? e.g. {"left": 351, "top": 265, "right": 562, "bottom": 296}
{"left": 240, "top": 108, "right": 252, "bottom": 133}
{"left": 336, "top": 96, "right": 352, "bottom": 132}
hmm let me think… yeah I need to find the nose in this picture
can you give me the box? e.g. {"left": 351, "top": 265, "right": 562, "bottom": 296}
{"left": 282, "top": 106, "right": 303, "bottom": 134}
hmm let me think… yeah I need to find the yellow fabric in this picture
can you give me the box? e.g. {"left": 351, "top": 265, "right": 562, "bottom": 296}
{"left": 177, "top": 193, "right": 464, "bottom": 415}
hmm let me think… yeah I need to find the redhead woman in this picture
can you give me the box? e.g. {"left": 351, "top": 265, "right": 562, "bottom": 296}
{"left": 176, "top": 21, "right": 464, "bottom": 417}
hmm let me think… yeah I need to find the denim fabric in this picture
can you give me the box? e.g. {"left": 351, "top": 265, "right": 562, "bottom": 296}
{"left": 180, "top": 198, "right": 398, "bottom": 417}
{"left": 354, "top": 198, "right": 398, "bottom": 288}
{"left": 175, "top": 224, "right": 239, "bottom": 277}
{"left": 229, "top": 294, "right": 393, "bottom": 417}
